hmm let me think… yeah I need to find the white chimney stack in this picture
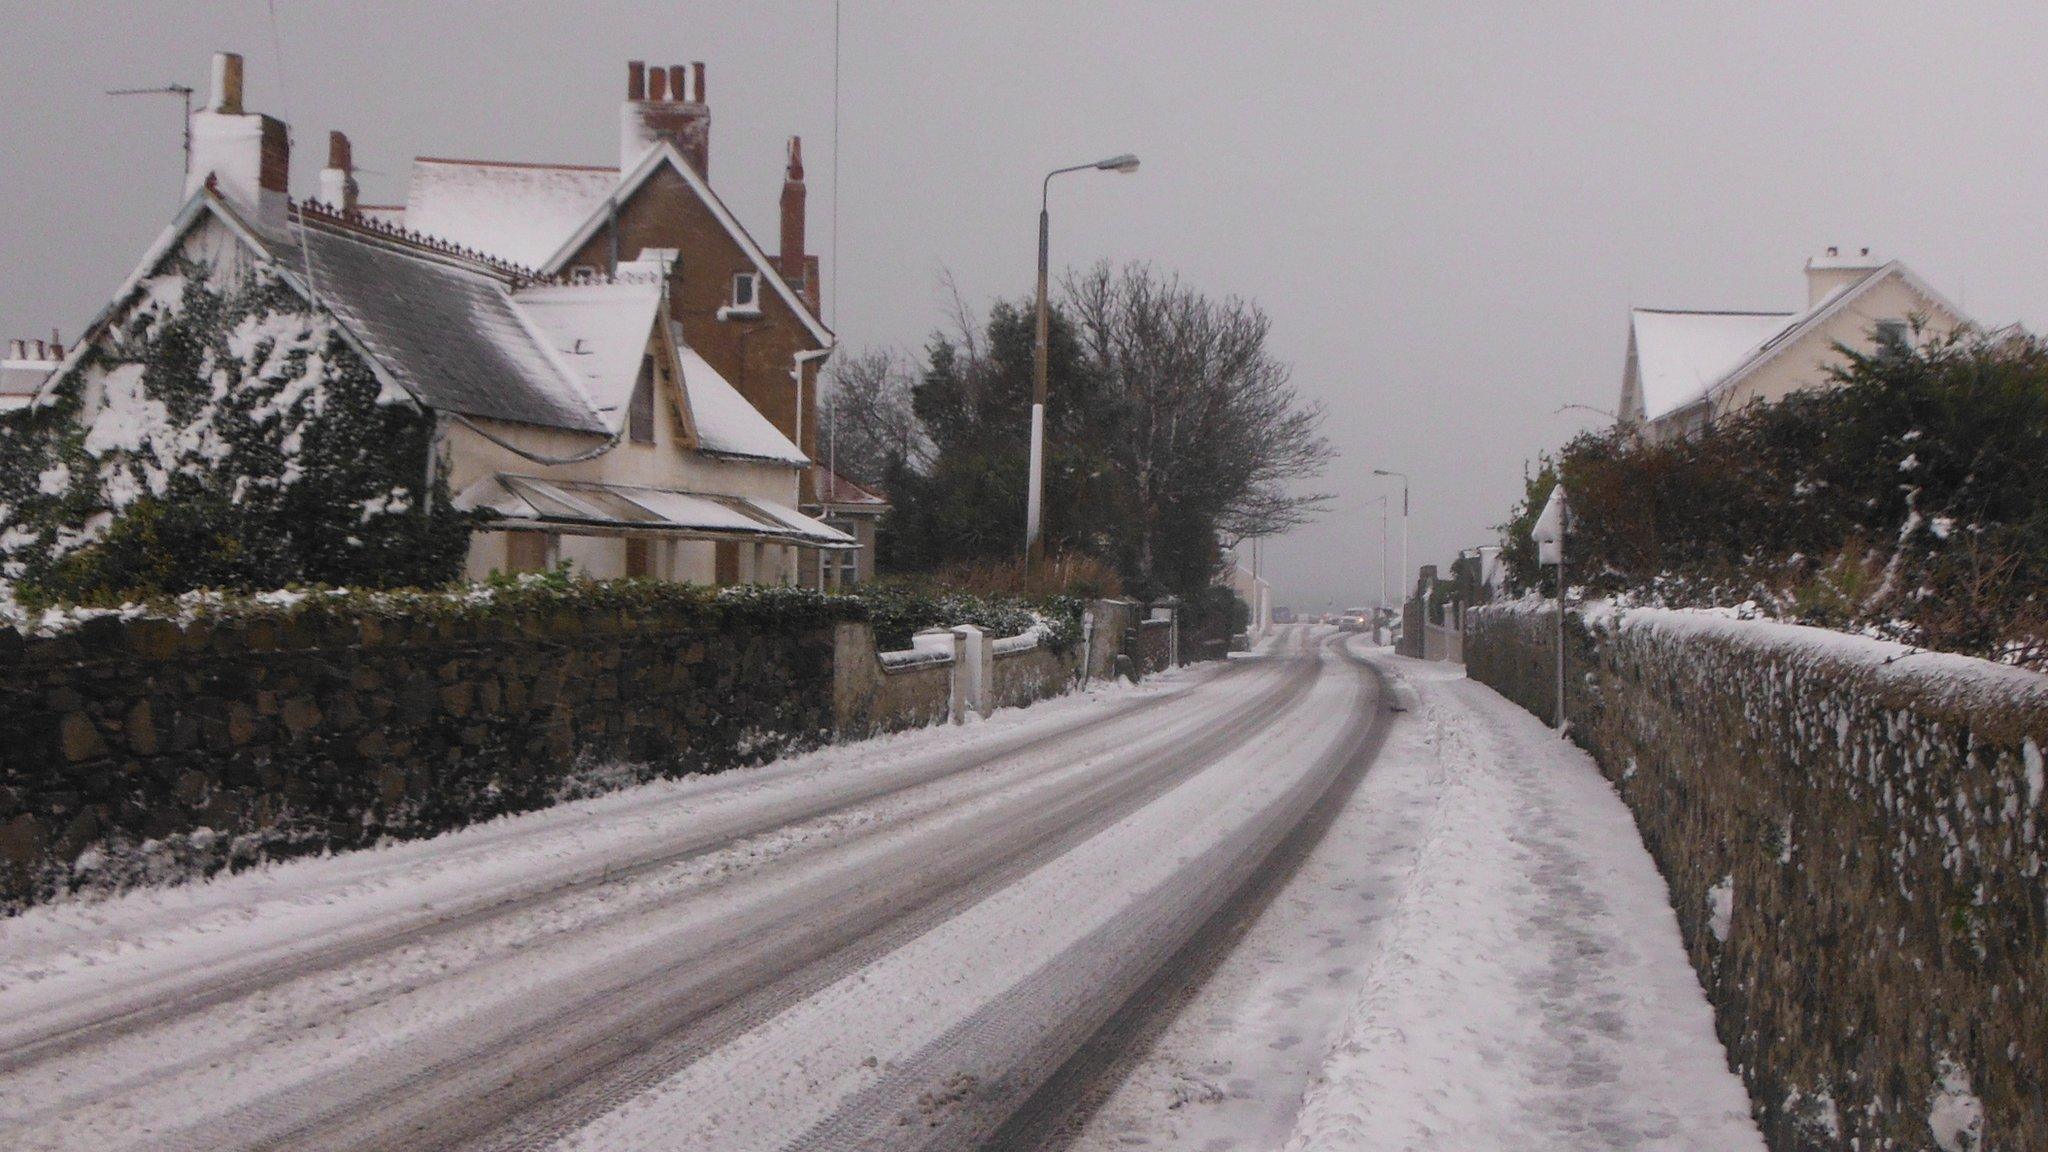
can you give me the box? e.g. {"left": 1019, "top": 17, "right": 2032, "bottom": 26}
{"left": 185, "top": 51, "right": 291, "bottom": 233}
{"left": 1804, "top": 246, "right": 1884, "bottom": 308}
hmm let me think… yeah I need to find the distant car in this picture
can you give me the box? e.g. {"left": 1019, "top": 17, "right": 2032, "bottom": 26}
{"left": 1336, "top": 608, "right": 1371, "bottom": 633}
{"left": 1272, "top": 607, "right": 1297, "bottom": 624}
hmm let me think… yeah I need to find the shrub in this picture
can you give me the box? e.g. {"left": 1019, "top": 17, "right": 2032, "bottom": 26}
{"left": 1502, "top": 328, "right": 2048, "bottom": 667}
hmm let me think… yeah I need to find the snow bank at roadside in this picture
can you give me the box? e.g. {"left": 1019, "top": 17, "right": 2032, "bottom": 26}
{"left": 1487, "top": 595, "right": 2048, "bottom": 709}
{"left": 1282, "top": 654, "right": 1764, "bottom": 1151}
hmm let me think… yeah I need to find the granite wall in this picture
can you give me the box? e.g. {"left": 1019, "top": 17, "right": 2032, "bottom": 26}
{"left": 1466, "top": 603, "right": 2047, "bottom": 1152}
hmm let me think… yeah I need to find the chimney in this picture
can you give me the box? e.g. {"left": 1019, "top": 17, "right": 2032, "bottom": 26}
{"left": 620, "top": 59, "right": 710, "bottom": 176}
{"left": 1804, "top": 246, "right": 1884, "bottom": 308}
{"left": 185, "top": 51, "right": 291, "bottom": 232}
{"left": 319, "top": 130, "right": 359, "bottom": 214}
{"left": 779, "top": 136, "right": 807, "bottom": 286}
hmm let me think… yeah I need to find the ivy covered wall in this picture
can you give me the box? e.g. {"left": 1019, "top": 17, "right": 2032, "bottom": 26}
{"left": 0, "top": 231, "right": 471, "bottom": 604}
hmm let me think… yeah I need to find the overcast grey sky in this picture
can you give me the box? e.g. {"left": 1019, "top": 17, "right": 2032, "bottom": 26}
{"left": 5, "top": 2, "right": 2046, "bottom": 608}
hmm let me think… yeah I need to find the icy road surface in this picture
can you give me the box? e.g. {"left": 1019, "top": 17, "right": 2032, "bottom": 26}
{"left": 1, "top": 628, "right": 1380, "bottom": 1150}
{"left": 1052, "top": 644, "right": 1765, "bottom": 1152}
{"left": 0, "top": 630, "right": 1761, "bottom": 1151}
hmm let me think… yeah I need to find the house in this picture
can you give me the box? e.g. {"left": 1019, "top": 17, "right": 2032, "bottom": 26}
{"left": 355, "top": 60, "right": 855, "bottom": 585}
{"left": 0, "top": 337, "right": 61, "bottom": 414}
{"left": 1617, "top": 249, "right": 1971, "bottom": 442}
{"left": 804, "top": 468, "right": 889, "bottom": 588}
{"left": 1224, "top": 555, "right": 1272, "bottom": 636}
{"left": 0, "top": 52, "right": 851, "bottom": 595}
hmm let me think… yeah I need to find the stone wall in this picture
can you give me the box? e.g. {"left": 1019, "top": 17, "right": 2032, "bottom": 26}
{"left": 830, "top": 622, "right": 955, "bottom": 736}
{"left": 0, "top": 602, "right": 840, "bottom": 910}
{"left": 990, "top": 643, "right": 1076, "bottom": 712}
{"left": 1466, "top": 603, "right": 2048, "bottom": 1152}
{"left": 1138, "top": 618, "right": 1174, "bottom": 673}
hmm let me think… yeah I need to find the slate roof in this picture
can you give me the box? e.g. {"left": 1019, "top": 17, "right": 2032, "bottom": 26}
{"left": 295, "top": 220, "right": 611, "bottom": 433}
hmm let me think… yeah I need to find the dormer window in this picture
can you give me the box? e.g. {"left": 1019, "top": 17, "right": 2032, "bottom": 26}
{"left": 731, "top": 273, "right": 759, "bottom": 312}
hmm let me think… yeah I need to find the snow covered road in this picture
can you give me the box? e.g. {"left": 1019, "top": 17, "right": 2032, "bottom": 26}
{"left": 1055, "top": 644, "right": 1767, "bottom": 1152}
{"left": 0, "top": 626, "right": 1388, "bottom": 1151}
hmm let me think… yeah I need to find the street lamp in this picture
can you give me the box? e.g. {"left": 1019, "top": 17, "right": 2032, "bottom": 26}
{"left": 1026, "top": 153, "right": 1140, "bottom": 568}
{"left": 1373, "top": 468, "right": 1409, "bottom": 607}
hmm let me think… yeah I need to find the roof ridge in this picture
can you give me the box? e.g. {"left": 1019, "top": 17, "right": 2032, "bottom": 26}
{"left": 414, "top": 155, "right": 619, "bottom": 173}
{"left": 294, "top": 198, "right": 540, "bottom": 281}
{"left": 1633, "top": 307, "right": 1795, "bottom": 317}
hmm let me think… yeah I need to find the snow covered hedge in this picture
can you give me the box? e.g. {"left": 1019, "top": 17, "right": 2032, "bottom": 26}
{"left": 1467, "top": 600, "right": 2045, "bottom": 1152}
{"left": 0, "top": 259, "right": 472, "bottom": 605}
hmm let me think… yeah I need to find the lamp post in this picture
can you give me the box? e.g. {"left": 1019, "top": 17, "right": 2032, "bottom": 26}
{"left": 1367, "top": 493, "right": 1389, "bottom": 613}
{"left": 1373, "top": 469, "right": 1409, "bottom": 606}
{"left": 1026, "top": 152, "right": 1140, "bottom": 569}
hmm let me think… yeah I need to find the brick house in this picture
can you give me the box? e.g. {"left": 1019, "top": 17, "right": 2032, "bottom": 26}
{"left": 362, "top": 61, "right": 851, "bottom": 585}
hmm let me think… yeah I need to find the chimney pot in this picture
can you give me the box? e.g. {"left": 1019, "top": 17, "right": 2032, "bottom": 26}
{"left": 7, "top": 340, "right": 21, "bottom": 360}
{"left": 669, "top": 64, "right": 686, "bottom": 102}
{"left": 627, "top": 60, "right": 646, "bottom": 101}
{"left": 33, "top": 340, "right": 45, "bottom": 358}
{"left": 648, "top": 66, "right": 667, "bottom": 102}
{"left": 327, "top": 130, "right": 352, "bottom": 171}
{"left": 212, "top": 52, "right": 244, "bottom": 114}
{"left": 1826, "top": 246, "right": 1838, "bottom": 257}
{"left": 692, "top": 62, "right": 706, "bottom": 104}
{"left": 1860, "top": 246, "right": 1870, "bottom": 256}
{"left": 50, "top": 343, "right": 62, "bottom": 359}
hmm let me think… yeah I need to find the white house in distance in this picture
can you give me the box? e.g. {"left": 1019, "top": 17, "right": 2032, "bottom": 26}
{"left": 12, "top": 52, "right": 851, "bottom": 587}
{"left": 1617, "top": 249, "right": 1972, "bottom": 442}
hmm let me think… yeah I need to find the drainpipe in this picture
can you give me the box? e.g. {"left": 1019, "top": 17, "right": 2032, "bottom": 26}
{"left": 790, "top": 346, "right": 834, "bottom": 462}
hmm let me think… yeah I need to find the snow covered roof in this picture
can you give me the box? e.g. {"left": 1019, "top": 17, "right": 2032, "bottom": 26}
{"left": 812, "top": 468, "right": 888, "bottom": 510}
{"left": 1629, "top": 309, "right": 1793, "bottom": 422}
{"left": 674, "top": 340, "right": 808, "bottom": 464}
{"left": 459, "top": 474, "right": 854, "bottom": 548}
{"left": 1627, "top": 259, "right": 1970, "bottom": 424}
{"left": 0, "top": 357, "right": 54, "bottom": 412}
{"left": 294, "top": 219, "right": 611, "bottom": 433}
{"left": 401, "top": 158, "right": 619, "bottom": 271}
{"left": 509, "top": 278, "right": 665, "bottom": 433}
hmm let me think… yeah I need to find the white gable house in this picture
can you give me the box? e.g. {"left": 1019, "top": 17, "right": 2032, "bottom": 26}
{"left": 1618, "top": 249, "right": 1971, "bottom": 442}
{"left": 0, "top": 53, "right": 849, "bottom": 596}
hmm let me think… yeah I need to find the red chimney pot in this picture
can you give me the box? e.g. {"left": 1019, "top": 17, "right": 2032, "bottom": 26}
{"left": 648, "top": 66, "right": 667, "bottom": 102}
{"left": 627, "top": 60, "right": 646, "bottom": 101}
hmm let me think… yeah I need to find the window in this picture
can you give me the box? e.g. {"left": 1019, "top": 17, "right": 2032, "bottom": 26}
{"left": 1875, "top": 319, "right": 1909, "bottom": 349}
{"left": 825, "top": 518, "right": 859, "bottom": 586}
{"left": 731, "top": 272, "right": 759, "bottom": 311}
{"left": 628, "top": 356, "right": 655, "bottom": 443}
{"left": 506, "top": 531, "right": 554, "bottom": 573}
{"left": 624, "top": 536, "right": 652, "bottom": 579}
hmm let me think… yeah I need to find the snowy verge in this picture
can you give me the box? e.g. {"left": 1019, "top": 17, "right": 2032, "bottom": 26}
{"left": 1281, "top": 650, "right": 1764, "bottom": 1151}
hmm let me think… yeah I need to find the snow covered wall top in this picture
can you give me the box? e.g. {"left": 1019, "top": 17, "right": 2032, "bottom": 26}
{"left": 1465, "top": 602, "right": 2044, "bottom": 1152}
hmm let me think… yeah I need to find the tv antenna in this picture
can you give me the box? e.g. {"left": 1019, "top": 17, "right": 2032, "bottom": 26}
{"left": 106, "top": 83, "right": 196, "bottom": 176}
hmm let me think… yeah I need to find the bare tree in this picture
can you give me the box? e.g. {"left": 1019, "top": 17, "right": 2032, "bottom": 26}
{"left": 1064, "top": 262, "right": 1333, "bottom": 585}
{"left": 822, "top": 347, "right": 926, "bottom": 484}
